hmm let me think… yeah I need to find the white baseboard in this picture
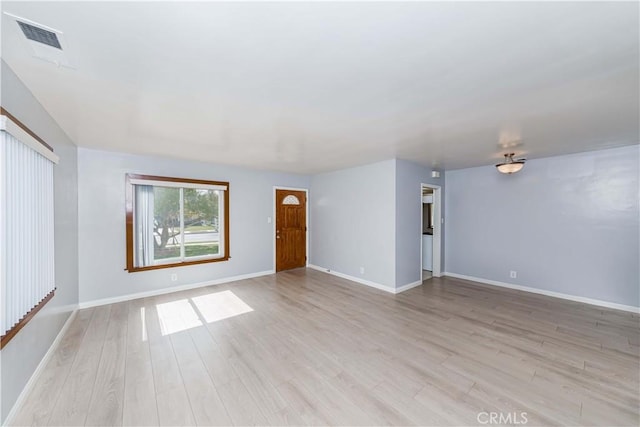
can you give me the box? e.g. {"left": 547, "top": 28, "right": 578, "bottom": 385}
{"left": 307, "top": 264, "right": 395, "bottom": 293}
{"left": 444, "top": 272, "right": 640, "bottom": 314}
{"left": 78, "top": 270, "right": 275, "bottom": 309}
{"left": 307, "top": 264, "right": 424, "bottom": 295}
{"left": 396, "top": 279, "right": 424, "bottom": 294}
{"left": 3, "top": 308, "right": 78, "bottom": 426}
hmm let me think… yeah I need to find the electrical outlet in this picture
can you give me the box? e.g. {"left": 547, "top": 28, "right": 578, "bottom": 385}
{"left": 360, "top": 267, "right": 365, "bottom": 275}
{"left": 267, "top": 216, "right": 272, "bottom": 224}
{"left": 510, "top": 271, "right": 517, "bottom": 279}
{"left": 171, "top": 273, "right": 178, "bottom": 281}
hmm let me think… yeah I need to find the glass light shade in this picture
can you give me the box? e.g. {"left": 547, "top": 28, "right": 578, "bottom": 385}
{"left": 496, "top": 162, "right": 524, "bottom": 174}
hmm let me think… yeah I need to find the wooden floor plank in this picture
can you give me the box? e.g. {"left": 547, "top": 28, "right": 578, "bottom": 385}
{"left": 84, "top": 302, "right": 128, "bottom": 426}
{"left": 170, "top": 330, "right": 232, "bottom": 426}
{"left": 46, "top": 305, "right": 111, "bottom": 426}
{"left": 144, "top": 297, "right": 195, "bottom": 426}
{"left": 122, "top": 298, "right": 159, "bottom": 426}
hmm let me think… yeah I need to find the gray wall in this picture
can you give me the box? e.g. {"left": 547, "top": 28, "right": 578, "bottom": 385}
{"left": 77, "top": 148, "right": 310, "bottom": 303}
{"left": 395, "top": 159, "right": 445, "bottom": 288}
{"left": 1, "top": 62, "right": 79, "bottom": 422}
{"left": 310, "top": 159, "right": 397, "bottom": 289}
{"left": 445, "top": 146, "right": 640, "bottom": 307}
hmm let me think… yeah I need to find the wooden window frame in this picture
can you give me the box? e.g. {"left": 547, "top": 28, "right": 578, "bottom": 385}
{"left": 1, "top": 289, "right": 55, "bottom": 349}
{"left": 125, "top": 174, "right": 230, "bottom": 272}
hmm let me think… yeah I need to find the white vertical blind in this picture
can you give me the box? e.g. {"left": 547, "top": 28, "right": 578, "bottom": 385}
{"left": 1, "top": 130, "right": 55, "bottom": 337}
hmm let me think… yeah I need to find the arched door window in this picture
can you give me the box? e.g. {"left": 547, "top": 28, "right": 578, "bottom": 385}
{"left": 282, "top": 195, "right": 300, "bottom": 205}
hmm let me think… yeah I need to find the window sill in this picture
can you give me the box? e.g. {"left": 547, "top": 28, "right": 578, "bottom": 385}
{"left": 1, "top": 288, "right": 56, "bottom": 349}
{"left": 126, "top": 255, "right": 230, "bottom": 273}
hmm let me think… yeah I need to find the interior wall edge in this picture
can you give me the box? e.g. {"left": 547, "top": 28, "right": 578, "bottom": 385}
{"left": 395, "top": 279, "right": 424, "bottom": 294}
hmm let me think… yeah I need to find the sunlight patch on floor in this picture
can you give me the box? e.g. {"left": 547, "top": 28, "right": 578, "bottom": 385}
{"left": 156, "top": 299, "right": 203, "bottom": 336}
{"left": 155, "top": 290, "right": 253, "bottom": 336}
{"left": 140, "top": 307, "right": 148, "bottom": 341}
{"left": 192, "top": 290, "right": 254, "bottom": 323}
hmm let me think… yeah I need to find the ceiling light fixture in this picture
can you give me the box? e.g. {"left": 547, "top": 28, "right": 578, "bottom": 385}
{"left": 496, "top": 153, "right": 525, "bottom": 174}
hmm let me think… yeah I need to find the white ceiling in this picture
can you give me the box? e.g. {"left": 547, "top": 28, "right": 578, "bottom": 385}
{"left": 1, "top": 1, "right": 638, "bottom": 174}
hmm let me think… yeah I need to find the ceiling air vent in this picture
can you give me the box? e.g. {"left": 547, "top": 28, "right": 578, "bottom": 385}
{"left": 18, "top": 21, "right": 62, "bottom": 49}
{"left": 4, "top": 12, "right": 73, "bottom": 68}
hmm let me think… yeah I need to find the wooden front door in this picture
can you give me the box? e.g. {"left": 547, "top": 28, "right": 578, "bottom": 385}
{"left": 275, "top": 189, "right": 307, "bottom": 272}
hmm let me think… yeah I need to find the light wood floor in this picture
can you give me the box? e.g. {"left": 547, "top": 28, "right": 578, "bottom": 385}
{"left": 12, "top": 269, "right": 640, "bottom": 426}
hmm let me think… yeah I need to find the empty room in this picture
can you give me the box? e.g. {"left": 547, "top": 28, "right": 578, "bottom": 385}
{"left": 0, "top": 1, "right": 638, "bottom": 426}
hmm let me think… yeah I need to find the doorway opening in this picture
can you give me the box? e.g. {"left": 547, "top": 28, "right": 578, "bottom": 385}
{"left": 421, "top": 183, "right": 442, "bottom": 280}
{"left": 273, "top": 187, "right": 309, "bottom": 272}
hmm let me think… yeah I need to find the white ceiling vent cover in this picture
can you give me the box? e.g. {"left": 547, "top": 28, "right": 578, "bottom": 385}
{"left": 18, "top": 21, "right": 62, "bottom": 49}
{"left": 4, "top": 12, "right": 74, "bottom": 68}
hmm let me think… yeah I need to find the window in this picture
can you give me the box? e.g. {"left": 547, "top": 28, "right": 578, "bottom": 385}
{"left": 282, "top": 195, "right": 300, "bottom": 205}
{"left": 125, "top": 174, "right": 229, "bottom": 272}
{"left": 1, "top": 108, "right": 58, "bottom": 349}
